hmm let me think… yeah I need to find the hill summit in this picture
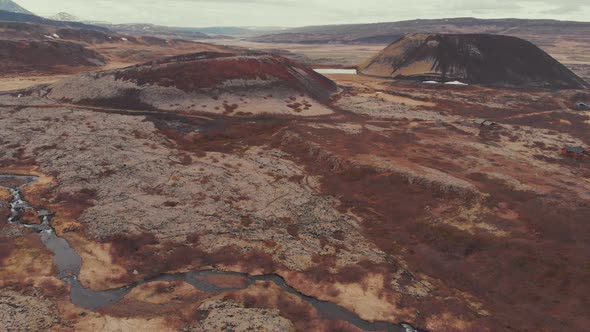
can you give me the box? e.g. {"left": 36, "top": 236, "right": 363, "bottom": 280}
{"left": 0, "top": 0, "right": 32, "bottom": 14}
{"left": 48, "top": 12, "right": 82, "bottom": 22}
{"left": 359, "top": 33, "right": 589, "bottom": 89}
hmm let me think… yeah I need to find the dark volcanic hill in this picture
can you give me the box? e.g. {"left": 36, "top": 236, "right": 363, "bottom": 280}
{"left": 46, "top": 52, "right": 338, "bottom": 116}
{"left": 0, "top": 40, "right": 105, "bottom": 74}
{"left": 0, "top": 0, "right": 32, "bottom": 14}
{"left": 358, "top": 34, "right": 590, "bottom": 89}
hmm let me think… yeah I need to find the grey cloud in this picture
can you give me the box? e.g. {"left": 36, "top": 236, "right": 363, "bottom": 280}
{"left": 18, "top": 0, "right": 590, "bottom": 26}
{"left": 542, "top": 4, "right": 584, "bottom": 15}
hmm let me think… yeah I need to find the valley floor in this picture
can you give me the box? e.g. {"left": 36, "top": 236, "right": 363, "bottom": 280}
{"left": 1, "top": 72, "right": 590, "bottom": 331}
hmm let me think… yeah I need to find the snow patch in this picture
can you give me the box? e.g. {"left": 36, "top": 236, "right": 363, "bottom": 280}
{"left": 445, "top": 81, "right": 468, "bottom": 86}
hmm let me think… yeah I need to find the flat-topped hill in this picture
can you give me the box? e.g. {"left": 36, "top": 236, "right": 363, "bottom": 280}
{"left": 46, "top": 52, "right": 338, "bottom": 116}
{"left": 359, "top": 34, "right": 589, "bottom": 89}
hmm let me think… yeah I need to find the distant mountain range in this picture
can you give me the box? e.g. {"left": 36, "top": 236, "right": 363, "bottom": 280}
{"left": 98, "top": 23, "right": 212, "bottom": 39}
{"left": 174, "top": 26, "right": 251, "bottom": 36}
{"left": 2, "top": 0, "right": 589, "bottom": 49}
{"left": 98, "top": 25, "right": 290, "bottom": 39}
{"left": 0, "top": 0, "right": 32, "bottom": 15}
{"left": 252, "top": 17, "right": 590, "bottom": 44}
{"left": 0, "top": 5, "right": 214, "bottom": 40}
{"left": 49, "top": 12, "right": 82, "bottom": 22}
{"left": 0, "top": 10, "right": 110, "bottom": 32}
{"left": 0, "top": 0, "right": 268, "bottom": 39}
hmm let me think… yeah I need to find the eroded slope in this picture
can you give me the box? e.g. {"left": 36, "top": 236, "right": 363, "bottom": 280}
{"left": 45, "top": 52, "right": 337, "bottom": 116}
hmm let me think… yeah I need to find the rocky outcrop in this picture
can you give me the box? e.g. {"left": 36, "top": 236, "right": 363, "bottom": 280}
{"left": 188, "top": 300, "right": 296, "bottom": 332}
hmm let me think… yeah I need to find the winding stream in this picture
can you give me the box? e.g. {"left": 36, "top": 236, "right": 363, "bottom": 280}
{"left": 2, "top": 174, "right": 421, "bottom": 332}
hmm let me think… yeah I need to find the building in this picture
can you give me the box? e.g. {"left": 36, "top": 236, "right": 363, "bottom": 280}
{"left": 474, "top": 119, "right": 498, "bottom": 127}
{"left": 561, "top": 146, "right": 588, "bottom": 159}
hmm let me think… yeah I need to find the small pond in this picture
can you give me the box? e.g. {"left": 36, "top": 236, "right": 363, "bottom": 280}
{"left": 314, "top": 68, "right": 358, "bottom": 75}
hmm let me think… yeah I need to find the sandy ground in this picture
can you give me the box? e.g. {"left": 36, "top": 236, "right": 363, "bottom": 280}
{"left": 0, "top": 60, "right": 143, "bottom": 92}
{"left": 0, "top": 62, "right": 138, "bottom": 92}
{"left": 0, "top": 75, "right": 72, "bottom": 92}
{"left": 206, "top": 39, "right": 385, "bottom": 67}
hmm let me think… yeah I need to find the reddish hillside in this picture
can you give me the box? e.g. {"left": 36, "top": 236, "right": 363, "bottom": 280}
{"left": 116, "top": 52, "right": 337, "bottom": 101}
{"left": 0, "top": 39, "right": 105, "bottom": 74}
{"left": 53, "top": 28, "right": 126, "bottom": 44}
{"left": 359, "top": 34, "right": 589, "bottom": 89}
{"left": 47, "top": 52, "right": 338, "bottom": 116}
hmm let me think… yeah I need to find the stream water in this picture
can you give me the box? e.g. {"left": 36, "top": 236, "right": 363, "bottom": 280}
{"left": 1, "top": 174, "right": 421, "bottom": 332}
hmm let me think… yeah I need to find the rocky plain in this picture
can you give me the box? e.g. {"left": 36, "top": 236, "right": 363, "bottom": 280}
{"left": 1, "top": 6, "right": 590, "bottom": 332}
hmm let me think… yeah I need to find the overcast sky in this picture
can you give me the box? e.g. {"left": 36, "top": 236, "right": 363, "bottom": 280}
{"left": 18, "top": 0, "right": 590, "bottom": 27}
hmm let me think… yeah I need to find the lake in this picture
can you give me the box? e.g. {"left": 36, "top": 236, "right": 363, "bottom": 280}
{"left": 314, "top": 68, "right": 358, "bottom": 74}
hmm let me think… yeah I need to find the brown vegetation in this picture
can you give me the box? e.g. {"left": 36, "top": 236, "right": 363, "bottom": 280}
{"left": 53, "top": 188, "right": 97, "bottom": 220}
{"left": 0, "top": 40, "right": 105, "bottom": 74}
{"left": 1, "top": 37, "right": 589, "bottom": 331}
